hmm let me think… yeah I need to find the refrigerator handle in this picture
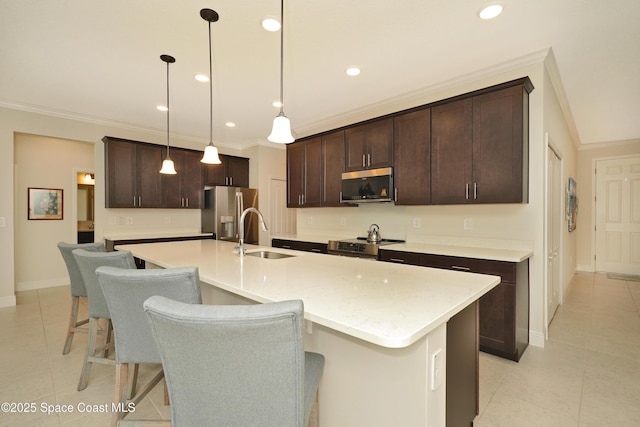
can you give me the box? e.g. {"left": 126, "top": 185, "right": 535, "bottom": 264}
{"left": 235, "top": 191, "right": 244, "bottom": 239}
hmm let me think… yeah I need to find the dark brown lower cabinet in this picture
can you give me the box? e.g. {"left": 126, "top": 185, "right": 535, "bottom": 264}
{"left": 271, "top": 238, "right": 328, "bottom": 254}
{"left": 379, "top": 250, "right": 529, "bottom": 361}
{"left": 446, "top": 301, "right": 478, "bottom": 427}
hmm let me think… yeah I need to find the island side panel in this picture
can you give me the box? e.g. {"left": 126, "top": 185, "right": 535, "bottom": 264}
{"left": 201, "top": 283, "right": 446, "bottom": 426}
{"left": 305, "top": 322, "right": 447, "bottom": 427}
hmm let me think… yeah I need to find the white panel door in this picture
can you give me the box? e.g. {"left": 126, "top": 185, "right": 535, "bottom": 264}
{"left": 595, "top": 156, "right": 640, "bottom": 275}
{"left": 547, "top": 147, "right": 561, "bottom": 325}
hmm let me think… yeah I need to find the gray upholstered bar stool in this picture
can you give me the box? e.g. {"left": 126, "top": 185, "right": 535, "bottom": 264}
{"left": 144, "top": 297, "right": 325, "bottom": 427}
{"left": 73, "top": 248, "right": 137, "bottom": 391}
{"left": 96, "top": 266, "right": 202, "bottom": 427}
{"left": 57, "top": 241, "right": 106, "bottom": 355}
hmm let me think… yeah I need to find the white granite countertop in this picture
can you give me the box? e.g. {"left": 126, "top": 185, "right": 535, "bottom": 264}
{"left": 117, "top": 239, "right": 499, "bottom": 349}
{"left": 271, "top": 234, "right": 532, "bottom": 263}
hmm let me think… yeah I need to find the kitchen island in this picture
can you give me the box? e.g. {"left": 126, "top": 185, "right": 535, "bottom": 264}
{"left": 116, "top": 239, "right": 500, "bottom": 426}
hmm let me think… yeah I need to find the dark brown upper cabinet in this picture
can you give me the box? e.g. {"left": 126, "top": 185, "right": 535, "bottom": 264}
{"left": 203, "top": 154, "right": 250, "bottom": 188}
{"left": 322, "top": 130, "right": 345, "bottom": 206}
{"left": 431, "top": 79, "right": 532, "bottom": 204}
{"left": 393, "top": 108, "right": 431, "bottom": 205}
{"left": 345, "top": 118, "right": 393, "bottom": 171}
{"left": 104, "top": 136, "right": 163, "bottom": 208}
{"left": 287, "top": 137, "right": 323, "bottom": 208}
{"left": 161, "top": 148, "right": 203, "bottom": 209}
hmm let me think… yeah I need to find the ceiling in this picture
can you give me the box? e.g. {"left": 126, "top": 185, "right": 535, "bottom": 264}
{"left": 1, "top": 0, "right": 639, "bottom": 150}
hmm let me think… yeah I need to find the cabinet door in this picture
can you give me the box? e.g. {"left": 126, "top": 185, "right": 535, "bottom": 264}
{"left": 227, "top": 156, "right": 250, "bottom": 188}
{"left": 136, "top": 144, "right": 163, "bottom": 208}
{"left": 287, "top": 142, "right": 305, "bottom": 207}
{"left": 345, "top": 119, "right": 394, "bottom": 171}
{"left": 322, "top": 130, "right": 345, "bottom": 206}
{"left": 203, "top": 160, "right": 227, "bottom": 186}
{"left": 105, "top": 138, "right": 136, "bottom": 208}
{"left": 394, "top": 109, "right": 431, "bottom": 205}
{"left": 344, "top": 125, "right": 367, "bottom": 171}
{"left": 181, "top": 150, "right": 203, "bottom": 208}
{"left": 472, "top": 85, "right": 527, "bottom": 203}
{"left": 367, "top": 118, "right": 394, "bottom": 169}
{"left": 161, "top": 150, "right": 182, "bottom": 208}
{"left": 303, "top": 137, "right": 323, "bottom": 207}
{"left": 431, "top": 98, "right": 473, "bottom": 204}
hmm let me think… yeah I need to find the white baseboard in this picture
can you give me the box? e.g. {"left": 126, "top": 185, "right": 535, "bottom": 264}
{"left": 15, "top": 278, "right": 69, "bottom": 292}
{"left": 577, "top": 264, "right": 594, "bottom": 272}
{"left": 0, "top": 295, "right": 17, "bottom": 308}
{"left": 529, "top": 330, "right": 545, "bottom": 348}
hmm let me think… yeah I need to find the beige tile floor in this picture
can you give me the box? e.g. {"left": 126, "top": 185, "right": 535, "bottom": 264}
{"left": 1, "top": 272, "right": 638, "bottom": 426}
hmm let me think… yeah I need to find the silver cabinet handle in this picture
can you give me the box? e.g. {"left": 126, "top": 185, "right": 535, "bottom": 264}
{"left": 133, "top": 196, "right": 137, "bottom": 207}
{"left": 230, "top": 177, "right": 233, "bottom": 186}
{"left": 301, "top": 194, "right": 305, "bottom": 205}
{"left": 362, "top": 154, "right": 366, "bottom": 168}
{"left": 474, "top": 183, "right": 478, "bottom": 200}
{"left": 389, "top": 258, "right": 406, "bottom": 263}
{"left": 298, "top": 194, "right": 302, "bottom": 205}
{"left": 394, "top": 188, "right": 398, "bottom": 202}
{"left": 465, "top": 183, "right": 469, "bottom": 200}
{"left": 282, "top": 245, "right": 292, "bottom": 249}
{"left": 367, "top": 153, "right": 371, "bottom": 167}
{"left": 452, "top": 265, "right": 471, "bottom": 272}
{"left": 311, "top": 248, "right": 322, "bottom": 253}
{"left": 138, "top": 196, "right": 141, "bottom": 206}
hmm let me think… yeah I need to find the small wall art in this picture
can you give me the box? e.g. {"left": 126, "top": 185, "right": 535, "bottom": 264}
{"left": 28, "top": 187, "right": 63, "bottom": 220}
{"left": 566, "top": 178, "right": 577, "bottom": 232}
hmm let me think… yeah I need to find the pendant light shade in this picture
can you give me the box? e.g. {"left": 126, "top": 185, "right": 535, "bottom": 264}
{"left": 268, "top": 112, "right": 294, "bottom": 143}
{"left": 159, "top": 54, "right": 177, "bottom": 175}
{"left": 268, "top": 0, "right": 294, "bottom": 144}
{"left": 200, "top": 8, "right": 222, "bottom": 164}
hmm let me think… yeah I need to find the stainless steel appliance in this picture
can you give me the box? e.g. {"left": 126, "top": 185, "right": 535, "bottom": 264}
{"left": 327, "top": 237, "right": 404, "bottom": 259}
{"left": 202, "top": 187, "right": 259, "bottom": 244}
{"left": 340, "top": 167, "right": 394, "bottom": 204}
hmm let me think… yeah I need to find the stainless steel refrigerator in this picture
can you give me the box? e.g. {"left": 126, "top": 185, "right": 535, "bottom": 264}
{"left": 201, "top": 187, "right": 259, "bottom": 244}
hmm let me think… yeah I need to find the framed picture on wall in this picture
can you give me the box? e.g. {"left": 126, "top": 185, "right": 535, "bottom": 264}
{"left": 566, "top": 178, "right": 577, "bottom": 232}
{"left": 28, "top": 187, "right": 63, "bottom": 220}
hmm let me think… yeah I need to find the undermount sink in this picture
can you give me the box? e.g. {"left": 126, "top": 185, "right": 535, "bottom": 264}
{"left": 245, "top": 251, "right": 295, "bottom": 259}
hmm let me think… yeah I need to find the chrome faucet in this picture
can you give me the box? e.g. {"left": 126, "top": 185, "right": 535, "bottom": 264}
{"left": 236, "top": 207, "right": 268, "bottom": 257}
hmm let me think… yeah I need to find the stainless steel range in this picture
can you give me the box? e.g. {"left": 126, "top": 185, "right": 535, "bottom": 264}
{"left": 327, "top": 237, "right": 404, "bottom": 259}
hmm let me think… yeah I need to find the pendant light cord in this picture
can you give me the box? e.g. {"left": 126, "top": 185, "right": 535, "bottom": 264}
{"left": 208, "top": 20, "right": 213, "bottom": 144}
{"left": 166, "top": 59, "right": 171, "bottom": 156}
{"left": 279, "top": 0, "right": 285, "bottom": 114}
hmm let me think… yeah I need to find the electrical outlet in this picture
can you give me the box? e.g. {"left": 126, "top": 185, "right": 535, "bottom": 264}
{"left": 125, "top": 217, "right": 134, "bottom": 225}
{"left": 118, "top": 216, "right": 124, "bottom": 225}
{"left": 413, "top": 218, "right": 421, "bottom": 228}
{"left": 109, "top": 216, "right": 117, "bottom": 225}
{"left": 307, "top": 216, "right": 313, "bottom": 225}
{"left": 164, "top": 217, "right": 171, "bottom": 224}
{"left": 463, "top": 218, "right": 473, "bottom": 230}
{"left": 339, "top": 216, "right": 346, "bottom": 226}
{"left": 0, "top": 217, "right": 5, "bottom": 227}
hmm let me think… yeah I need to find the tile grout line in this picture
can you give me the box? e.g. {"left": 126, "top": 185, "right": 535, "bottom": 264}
{"left": 36, "top": 288, "right": 63, "bottom": 426}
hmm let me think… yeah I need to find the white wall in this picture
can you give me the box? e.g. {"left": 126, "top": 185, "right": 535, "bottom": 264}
{"left": 14, "top": 133, "right": 94, "bottom": 291}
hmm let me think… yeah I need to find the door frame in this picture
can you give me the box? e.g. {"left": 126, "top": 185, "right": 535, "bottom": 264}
{"left": 544, "top": 133, "right": 564, "bottom": 336}
{"left": 592, "top": 154, "right": 640, "bottom": 273}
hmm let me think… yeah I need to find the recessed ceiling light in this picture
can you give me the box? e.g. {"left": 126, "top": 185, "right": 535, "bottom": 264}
{"left": 346, "top": 66, "right": 361, "bottom": 76}
{"left": 261, "top": 17, "right": 280, "bottom": 32}
{"left": 225, "top": 122, "right": 236, "bottom": 127}
{"left": 479, "top": 3, "right": 503, "bottom": 20}
{"left": 195, "top": 74, "right": 209, "bottom": 82}
{"left": 157, "top": 105, "right": 168, "bottom": 112}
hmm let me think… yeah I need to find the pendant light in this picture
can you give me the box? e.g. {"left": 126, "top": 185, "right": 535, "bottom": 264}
{"left": 159, "top": 54, "right": 177, "bottom": 174}
{"left": 200, "top": 8, "right": 222, "bottom": 164}
{"left": 267, "top": 0, "right": 295, "bottom": 143}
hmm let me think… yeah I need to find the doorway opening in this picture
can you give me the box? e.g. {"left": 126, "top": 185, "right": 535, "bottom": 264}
{"left": 77, "top": 172, "right": 95, "bottom": 243}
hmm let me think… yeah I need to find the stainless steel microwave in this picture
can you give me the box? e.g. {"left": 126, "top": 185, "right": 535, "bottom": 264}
{"left": 340, "top": 167, "right": 393, "bottom": 204}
